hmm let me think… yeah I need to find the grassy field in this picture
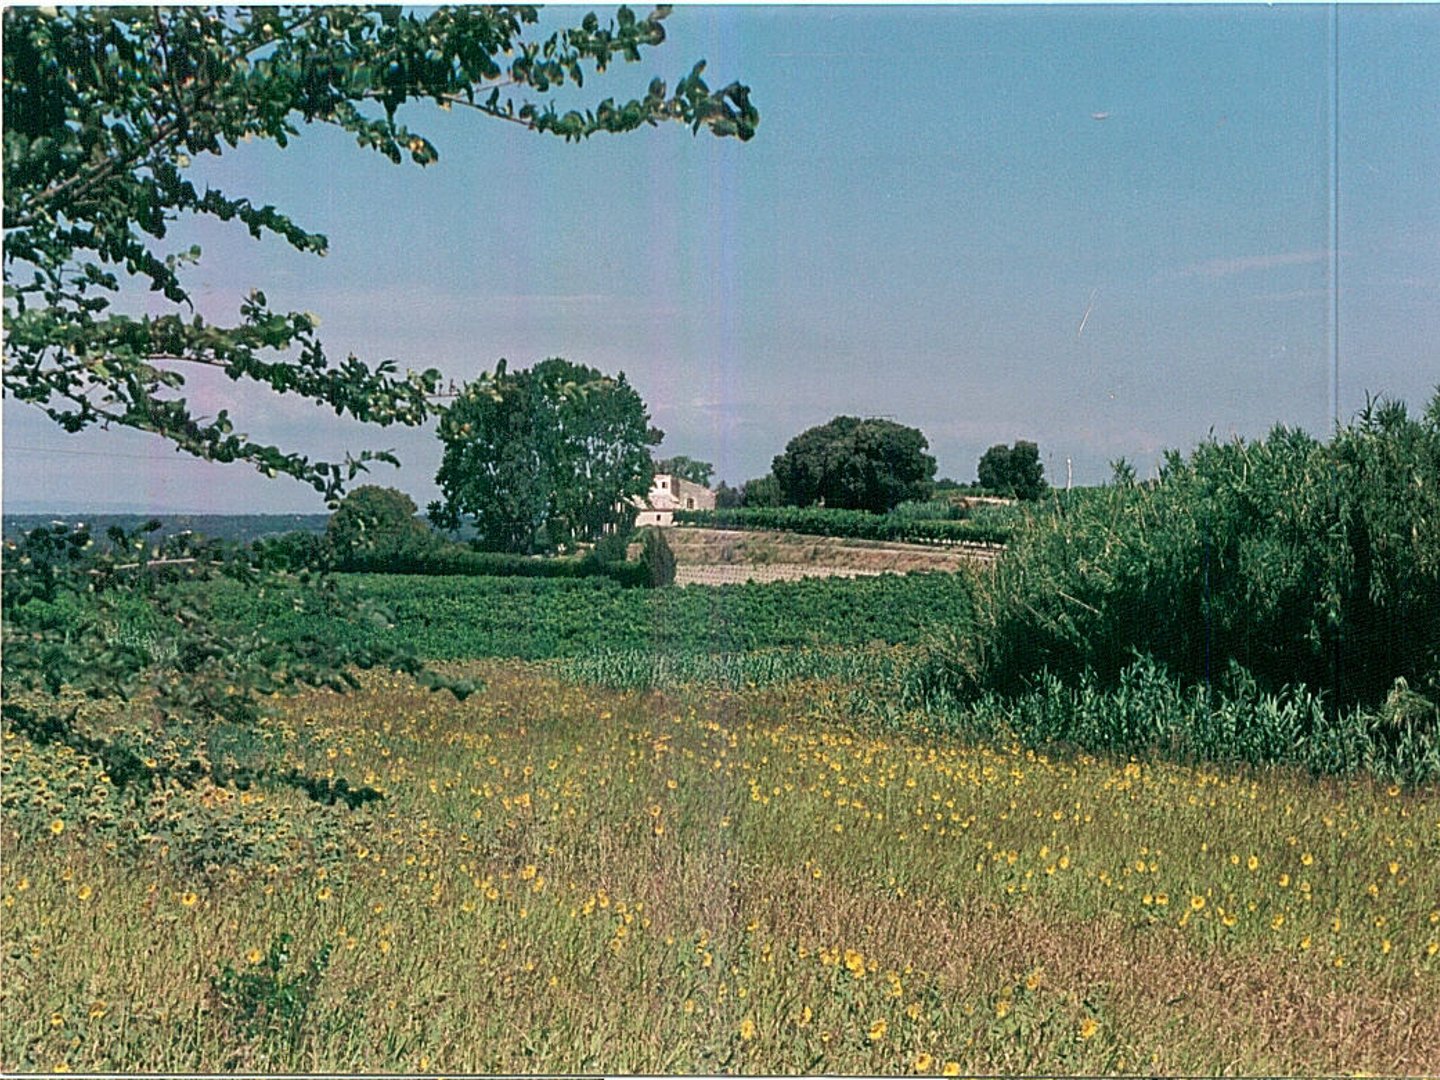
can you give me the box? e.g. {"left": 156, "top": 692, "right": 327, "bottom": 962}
{"left": 5, "top": 663, "right": 1437, "bottom": 1074}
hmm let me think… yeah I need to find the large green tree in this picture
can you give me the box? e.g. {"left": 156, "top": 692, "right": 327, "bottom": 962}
{"left": 977, "top": 440, "right": 1047, "bottom": 500}
{"left": 326, "top": 484, "right": 433, "bottom": 566}
{"left": 1, "top": 6, "right": 756, "bottom": 840}
{"left": 654, "top": 454, "right": 714, "bottom": 487}
{"left": 431, "top": 358, "right": 660, "bottom": 552}
{"left": 771, "top": 416, "right": 937, "bottom": 513}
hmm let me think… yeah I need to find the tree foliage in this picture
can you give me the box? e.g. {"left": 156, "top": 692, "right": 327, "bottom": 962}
{"left": 772, "top": 416, "right": 937, "bottom": 513}
{"left": 739, "top": 473, "right": 783, "bottom": 508}
{"left": 654, "top": 454, "right": 714, "bottom": 487}
{"left": 430, "top": 358, "right": 660, "bottom": 552}
{"left": 326, "top": 484, "right": 433, "bottom": 567}
{"left": 976, "top": 441, "right": 1047, "bottom": 500}
{"left": 713, "top": 480, "right": 742, "bottom": 509}
{"left": 3, "top": 4, "right": 757, "bottom": 500}
{"left": 948, "top": 393, "right": 1440, "bottom": 723}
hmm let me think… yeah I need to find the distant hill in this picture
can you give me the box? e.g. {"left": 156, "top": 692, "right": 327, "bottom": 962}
{"left": 1, "top": 513, "right": 331, "bottom": 546}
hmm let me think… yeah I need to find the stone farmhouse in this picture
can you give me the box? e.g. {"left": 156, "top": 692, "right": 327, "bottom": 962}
{"left": 632, "top": 473, "right": 716, "bottom": 527}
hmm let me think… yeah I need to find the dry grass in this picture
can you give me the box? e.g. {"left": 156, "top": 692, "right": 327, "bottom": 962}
{"left": 3, "top": 663, "right": 1437, "bottom": 1073}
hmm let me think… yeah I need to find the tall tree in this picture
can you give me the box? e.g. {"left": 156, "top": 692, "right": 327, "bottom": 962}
{"left": 431, "top": 358, "right": 659, "bottom": 552}
{"left": 977, "top": 440, "right": 1047, "bottom": 500}
{"left": 740, "top": 474, "right": 783, "bottom": 507}
{"left": 326, "top": 485, "right": 433, "bottom": 566}
{"left": 713, "top": 480, "right": 743, "bottom": 509}
{"left": 772, "top": 416, "right": 937, "bottom": 512}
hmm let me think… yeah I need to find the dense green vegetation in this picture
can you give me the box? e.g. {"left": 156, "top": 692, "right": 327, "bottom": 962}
{"left": 903, "top": 395, "right": 1440, "bottom": 781}
{"left": 673, "top": 505, "right": 1016, "bottom": 545}
{"left": 202, "top": 571, "right": 976, "bottom": 661}
{"left": 770, "top": 415, "right": 937, "bottom": 512}
{"left": 897, "top": 654, "right": 1440, "bottom": 784}
{"left": 328, "top": 543, "right": 650, "bottom": 586}
{"left": 430, "top": 358, "right": 658, "bottom": 551}
{"left": 948, "top": 397, "right": 1440, "bottom": 706}
{"left": 976, "top": 440, "right": 1048, "bottom": 500}
{"left": 548, "top": 644, "right": 914, "bottom": 691}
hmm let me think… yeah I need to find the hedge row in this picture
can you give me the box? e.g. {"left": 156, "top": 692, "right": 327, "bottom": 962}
{"left": 339, "top": 546, "right": 650, "bottom": 587}
{"left": 673, "top": 506, "right": 1013, "bottom": 546}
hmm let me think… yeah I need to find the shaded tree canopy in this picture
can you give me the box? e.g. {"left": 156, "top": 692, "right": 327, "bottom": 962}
{"left": 977, "top": 440, "right": 1047, "bottom": 500}
{"left": 713, "top": 480, "right": 743, "bottom": 509}
{"left": 326, "top": 484, "right": 432, "bottom": 563}
{"left": 654, "top": 455, "right": 714, "bottom": 487}
{"left": 3, "top": 4, "right": 757, "bottom": 502}
{"left": 430, "top": 358, "right": 660, "bottom": 552}
{"left": 739, "top": 473, "right": 783, "bottom": 508}
{"left": 772, "top": 416, "right": 937, "bottom": 513}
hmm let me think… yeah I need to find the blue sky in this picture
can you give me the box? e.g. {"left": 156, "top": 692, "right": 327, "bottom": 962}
{"left": 4, "top": 4, "right": 1439, "bottom": 513}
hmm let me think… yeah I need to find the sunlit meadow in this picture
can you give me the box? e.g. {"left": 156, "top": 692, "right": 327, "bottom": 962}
{"left": 4, "top": 661, "right": 1437, "bottom": 1074}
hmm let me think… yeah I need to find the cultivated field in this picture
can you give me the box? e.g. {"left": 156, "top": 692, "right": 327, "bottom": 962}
{"left": 666, "top": 527, "right": 999, "bottom": 585}
{"left": 4, "top": 663, "right": 1437, "bottom": 1074}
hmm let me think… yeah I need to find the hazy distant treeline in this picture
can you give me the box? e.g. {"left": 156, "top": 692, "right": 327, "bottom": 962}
{"left": 0, "top": 513, "right": 331, "bottom": 546}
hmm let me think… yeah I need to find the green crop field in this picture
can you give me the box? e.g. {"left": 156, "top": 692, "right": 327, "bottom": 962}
{"left": 200, "top": 571, "right": 978, "bottom": 660}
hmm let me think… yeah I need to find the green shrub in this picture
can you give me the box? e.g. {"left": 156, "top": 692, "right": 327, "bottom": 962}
{"left": 210, "top": 932, "right": 333, "bottom": 1063}
{"left": 638, "top": 527, "right": 676, "bottom": 587}
{"left": 338, "top": 542, "right": 649, "bottom": 586}
{"left": 250, "top": 530, "right": 331, "bottom": 573}
{"left": 934, "top": 393, "right": 1440, "bottom": 718}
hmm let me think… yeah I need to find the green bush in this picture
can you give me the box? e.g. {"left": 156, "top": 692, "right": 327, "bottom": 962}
{"left": 250, "top": 530, "right": 331, "bottom": 573}
{"left": 638, "top": 527, "right": 676, "bottom": 587}
{"left": 934, "top": 393, "right": 1440, "bottom": 720}
{"left": 337, "top": 542, "right": 649, "bottom": 586}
